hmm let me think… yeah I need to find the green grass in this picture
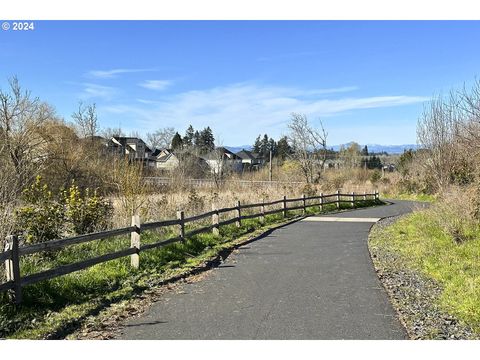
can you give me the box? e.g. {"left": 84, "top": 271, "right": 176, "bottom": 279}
{"left": 369, "top": 210, "right": 480, "bottom": 333}
{"left": 381, "top": 192, "right": 437, "bottom": 202}
{"left": 1, "top": 198, "right": 382, "bottom": 339}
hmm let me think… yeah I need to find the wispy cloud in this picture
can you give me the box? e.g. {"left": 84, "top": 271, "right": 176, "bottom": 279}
{"left": 138, "top": 80, "right": 172, "bottom": 91}
{"left": 80, "top": 83, "right": 117, "bottom": 100}
{"left": 100, "top": 82, "right": 428, "bottom": 144}
{"left": 86, "top": 68, "right": 156, "bottom": 79}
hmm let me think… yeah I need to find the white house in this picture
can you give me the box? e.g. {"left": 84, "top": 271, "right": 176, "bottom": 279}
{"left": 200, "top": 147, "right": 243, "bottom": 175}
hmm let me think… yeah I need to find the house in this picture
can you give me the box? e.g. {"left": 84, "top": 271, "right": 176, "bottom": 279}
{"left": 200, "top": 147, "right": 243, "bottom": 175}
{"left": 106, "top": 136, "right": 153, "bottom": 164}
{"left": 235, "top": 149, "right": 265, "bottom": 171}
{"left": 151, "top": 148, "right": 180, "bottom": 170}
{"left": 324, "top": 159, "right": 343, "bottom": 169}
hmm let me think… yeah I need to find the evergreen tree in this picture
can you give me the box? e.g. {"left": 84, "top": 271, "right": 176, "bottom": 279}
{"left": 184, "top": 125, "right": 195, "bottom": 147}
{"left": 268, "top": 138, "right": 277, "bottom": 158}
{"left": 200, "top": 126, "right": 215, "bottom": 152}
{"left": 193, "top": 130, "right": 201, "bottom": 148}
{"left": 361, "top": 145, "right": 369, "bottom": 156}
{"left": 253, "top": 135, "right": 262, "bottom": 154}
{"left": 171, "top": 132, "right": 183, "bottom": 150}
{"left": 367, "top": 155, "right": 382, "bottom": 169}
{"left": 276, "top": 136, "right": 292, "bottom": 160}
{"left": 260, "top": 134, "right": 270, "bottom": 158}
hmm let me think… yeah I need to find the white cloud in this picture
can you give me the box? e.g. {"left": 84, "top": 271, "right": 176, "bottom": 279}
{"left": 100, "top": 82, "right": 428, "bottom": 144}
{"left": 139, "top": 80, "right": 172, "bottom": 91}
{"left": 86, "top": 68, "right": 155, "bottom": 79}
{"left": 80, "top": 83, "right": 117, "bottom": 100}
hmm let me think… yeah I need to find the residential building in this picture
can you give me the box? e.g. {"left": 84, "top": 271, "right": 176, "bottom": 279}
{"left": 235, "top": 149, "right": 265, "bottom": 171}
{"left": 200, "top": 147, "right": 243, "bottom": 174}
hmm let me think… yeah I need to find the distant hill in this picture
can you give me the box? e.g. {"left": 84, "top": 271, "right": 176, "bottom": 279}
{"left": 225, "top": 144, "right": 417, "bottom": 155}
{"left": 225, "top": 145, "right": 253, "bottom": 153}
{"left": 330, "top": 143, "right": 418, "bottom": 154}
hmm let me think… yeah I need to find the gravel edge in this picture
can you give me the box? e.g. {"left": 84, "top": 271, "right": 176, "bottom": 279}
{"left": 368, "top": 215, "right": 477, "bottom": 340}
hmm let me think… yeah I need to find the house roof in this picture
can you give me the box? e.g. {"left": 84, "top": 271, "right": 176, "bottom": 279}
{"left": 111, "top": 136, "right": 152, "bottom": 153}
{"left": 236, "top": 149, "right": 255, "bottom": 160}
{"left": 157, "top": 152, "right": 175, "bottom": 162}
{"left": 201, "top": 147, "right": 241, "bottom": 161}
{"left": 236, "top": 149, "right": 264, "bottom": 160}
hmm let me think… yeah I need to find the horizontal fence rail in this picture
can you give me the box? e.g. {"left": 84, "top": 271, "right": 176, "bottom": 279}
{"left": 144, "top": 177, "right": 306, "bottom": 187}
{"left": 1, "top": 189, "right": 379, "bottom": 304}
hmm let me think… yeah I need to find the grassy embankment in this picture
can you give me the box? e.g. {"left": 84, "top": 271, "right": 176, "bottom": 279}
{"left": 1, "top": 199, "right": 381, "bottom": 339}
{"left": 370, "top": 209, "right": 480, "bottom": 337}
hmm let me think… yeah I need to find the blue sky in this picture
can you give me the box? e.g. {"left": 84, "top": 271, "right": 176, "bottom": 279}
{"left": 1, "top": 20, "right": 480, "bottom": 146}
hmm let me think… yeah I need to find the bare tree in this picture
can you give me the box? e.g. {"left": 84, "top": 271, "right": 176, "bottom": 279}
{"left": 417, "top": 95, "right": 461, "bottom": 190}
{"left": 0, "top": 76, "right": 55, "bottom": 186}
{"left": 146, "top": 127, "right": 175, "bottom": 150}
{"left": 72, "top": 101, "right": 99, "bottom": 139}
{"left": 287, "top": 113, "right": 328, "bottom": 183}
{"left": 101, "top": 126, "right": 124, "bottom": 139}
{"left": 0, "top": 77, "right": 56, "bottom": 244}
{"left": 107, "top": 158, "right": 148, "bottom": 224}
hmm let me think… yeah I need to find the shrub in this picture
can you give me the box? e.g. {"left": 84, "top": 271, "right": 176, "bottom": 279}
{"left": 369, "top": 169, "right": 382, "bottom": 184}
{"left": 15, "top": 176, "right": 65, "bottom": 244}
{"left": 15, "top": 177, "right": 113, "bottom": 243}
{"left": 302, "top": 183, "right": 317, "bottom": 197}
{"left": 63, "top": 183, "right": 113, "bottom": 234}
{"left": 186, "top": 188, "right": 205, "bottom": 214}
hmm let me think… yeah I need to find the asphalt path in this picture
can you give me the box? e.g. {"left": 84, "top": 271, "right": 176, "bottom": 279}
{"left": 119, "top": 200, "right": 426, "bottom": 339}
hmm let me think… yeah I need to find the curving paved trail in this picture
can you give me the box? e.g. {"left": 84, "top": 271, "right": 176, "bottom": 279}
{"left": 118, "top": 200, "right": 427, "bottom": 340}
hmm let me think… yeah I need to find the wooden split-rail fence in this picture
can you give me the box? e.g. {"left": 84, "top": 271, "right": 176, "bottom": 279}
{"left": 0, "top": 190, "right": 379, "bottom": 304}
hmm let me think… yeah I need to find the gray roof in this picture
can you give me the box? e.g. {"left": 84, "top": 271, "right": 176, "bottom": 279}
{"left": 201, "top": 147, "right": 241, "bottom": 161}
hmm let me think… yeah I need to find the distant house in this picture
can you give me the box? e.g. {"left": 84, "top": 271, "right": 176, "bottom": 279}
{"left": 235, "top": 149, "right": 265, "bottom": 171}
{"left": 200, "top": 147, "right": 243, "bottom": 174}
{"left": 106, "top": 136, "right": 153, "bottom": 164}
{"left": 324, "top": 159, "right": 343, "bottom": 169}
{"left": 151, "top": 148, "right": 180, "bottom": 171}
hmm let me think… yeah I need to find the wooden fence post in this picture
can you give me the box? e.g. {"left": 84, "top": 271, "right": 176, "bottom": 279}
{"left": 319, "top": 193, "right": 324, "bottom": 212}
{"left": 336, "top": 190, "right": 340, "bottom": 209}
{"left": 302, "top": 194, "right": 306, "bottom": 214}
{"left": 5, "top": 235, "right": 22, "bottom": 304}
{"left": 212, "top": 203, "right": 219, "bottom": 235}
{"left": 235, "top": 200, "right": 241, "bottom": 228}
{"left": 283, "top": 195, "right": 287, "bottom": 218}
{"left": 130, "top": 214, "right": 140, "bottom": 269}
{"left": 351, "top": 192, "right": 355, "bottom": 208}
{"left": 177, "top": 210, "right": 185, "bottom": 240}
{"left": 260, "top": 199, "right": 265, "bottom": 223}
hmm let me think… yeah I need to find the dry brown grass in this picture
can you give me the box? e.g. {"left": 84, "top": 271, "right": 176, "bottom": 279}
{"left": 110, "top": 168, "right": 382, "bottom": 227}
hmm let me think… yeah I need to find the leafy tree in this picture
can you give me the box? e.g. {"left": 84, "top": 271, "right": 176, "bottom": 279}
{"left": 340, "top": 142, "right": 361, "bottom": 168}
{"left": 397, "top": 149, "right": 415, "bottom": 176}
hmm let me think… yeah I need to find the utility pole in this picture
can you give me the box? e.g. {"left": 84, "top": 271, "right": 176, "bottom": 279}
{"left": 269, "top": 150, "right": 273, "bottom": 182}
